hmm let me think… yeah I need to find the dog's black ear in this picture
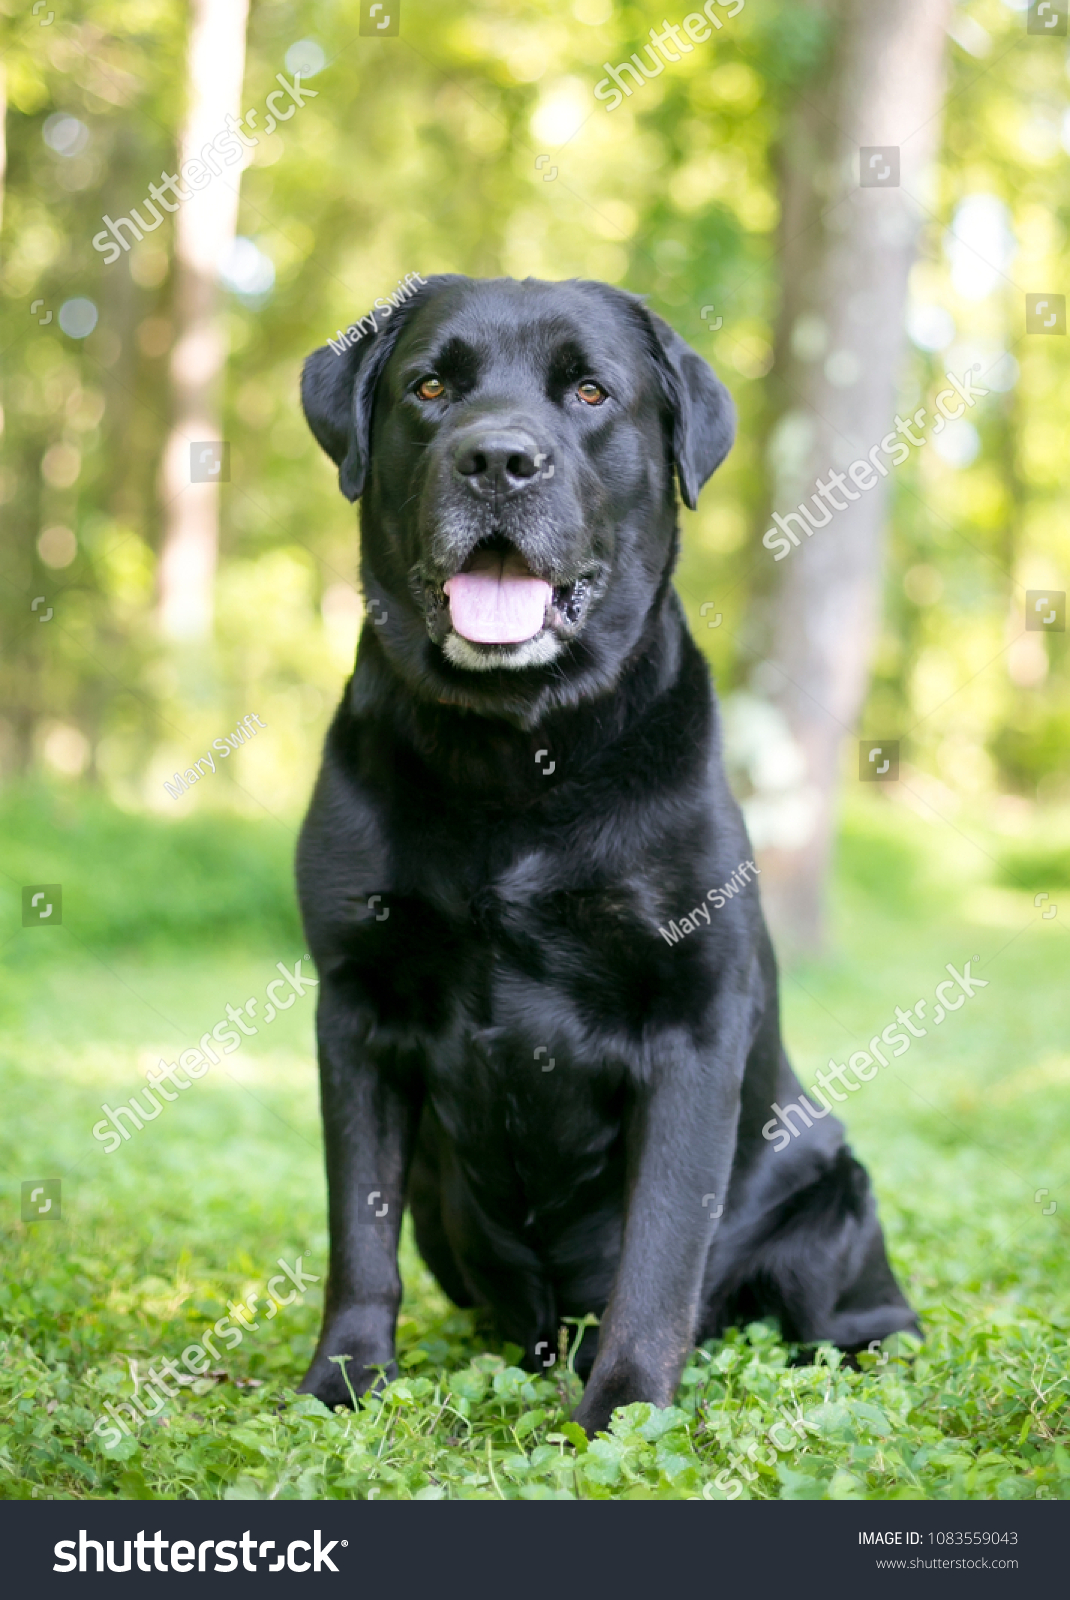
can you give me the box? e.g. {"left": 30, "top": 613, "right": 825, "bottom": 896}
{"left": 644, "top": 311, "right": 736, "bottom": 511}
{"left": 301, "top": 277, "right": 460, "bottom": 501}
{"left": 301, "top": 317, "right": 403, "bottom": 502}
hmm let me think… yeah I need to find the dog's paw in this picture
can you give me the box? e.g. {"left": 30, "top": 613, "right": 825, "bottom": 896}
{"left": 571, "top": 1359, "right": 672, "bottom": 1438}
{"left": 570, "top": 1393, "right": 615, "bottom": 1440}
{"left": 298, "top": 1350, "right": 398, "bottom": 1411}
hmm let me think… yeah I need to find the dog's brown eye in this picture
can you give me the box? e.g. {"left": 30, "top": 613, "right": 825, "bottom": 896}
{"left": 416, "top": 375, "right": 445, "bottom": 401}
{"left": 577, "top": 381, "right": 607, "bottom": 405}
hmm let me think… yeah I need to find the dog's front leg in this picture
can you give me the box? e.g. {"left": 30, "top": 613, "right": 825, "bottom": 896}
{"left": 572, "top": 1023, "right": 747, "bottom": 1438}
{"left": 299, "top": 977, "right": 422, "bottom": 1410}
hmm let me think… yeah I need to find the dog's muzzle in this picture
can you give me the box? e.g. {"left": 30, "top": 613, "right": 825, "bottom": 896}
{"left": 415, "top": 538, "right": 594, "bottom": 671}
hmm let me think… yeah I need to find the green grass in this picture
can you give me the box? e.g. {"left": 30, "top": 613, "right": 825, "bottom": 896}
{"left": 2, "top": 787, "right": 1069, "bottom": 1500}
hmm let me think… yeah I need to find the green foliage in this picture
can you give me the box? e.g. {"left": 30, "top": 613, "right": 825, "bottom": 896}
{"left": 4, "top": 1297, "right": 1068, "bottom": 1501}
{"left": 0, "top": 784, "right": 301, "bottom": 952}
{"left": 2, "top": 790, "right": 1068, "bottom": 1501}
{"left": 996, "top": 839, "right": 1070, "bottom": 893}
{"left": 835, "top": 806, "right": 933, "bottom": 918}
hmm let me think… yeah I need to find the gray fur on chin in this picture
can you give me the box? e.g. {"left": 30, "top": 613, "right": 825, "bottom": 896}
{"left": 442, "top": 631, "right": 563, "bottom": 672}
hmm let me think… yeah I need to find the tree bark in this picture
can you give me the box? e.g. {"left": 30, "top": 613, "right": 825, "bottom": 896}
{"left": 756, "top": 0, "right": 953, "bottom": 953}
{"left": 0, "top": 61, "right": 7, "bottom": 237}
{"left": 157, "top": 0, "right": 250, "bottom": 640}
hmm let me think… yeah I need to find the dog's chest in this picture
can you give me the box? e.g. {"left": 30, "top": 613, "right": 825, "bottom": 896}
{"left": 432, "top": 873, "right": 669, "bottom": 1047}
{"left": 421, "top": 941, "right": 632, "bottom": 1205}
{"left": 354, "top": 868, "right": 644, "bottom": 1125}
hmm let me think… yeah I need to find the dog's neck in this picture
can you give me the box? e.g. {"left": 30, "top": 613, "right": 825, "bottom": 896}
{"left": 344, "top": 589, "right": 704, "bottom": 802}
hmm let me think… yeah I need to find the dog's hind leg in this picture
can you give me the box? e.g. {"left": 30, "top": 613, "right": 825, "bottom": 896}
{"left": 704, "top": 1146, "right": 918, "bottom": 1351}
{"left": 826, "top": 1219, "right": 919, "bottom": 1350}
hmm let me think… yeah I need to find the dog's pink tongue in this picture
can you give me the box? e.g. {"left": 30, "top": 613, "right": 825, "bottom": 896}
{"left": 444, "top": 550, "right": 550, "bottom": 644}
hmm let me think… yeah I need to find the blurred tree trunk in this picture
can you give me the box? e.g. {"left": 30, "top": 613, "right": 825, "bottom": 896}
{"left": 756, "top": 0, "right": 952, "bottom": 953}
{"left": 0, "top": 62, "right": 7, "bottom": 236}
{"left": 157, "top": 0, "right": 250, "bottom": 640}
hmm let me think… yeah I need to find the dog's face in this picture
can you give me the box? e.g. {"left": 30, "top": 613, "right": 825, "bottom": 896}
{"left": 302, "top": 276, "right": 735, "bottom": 722}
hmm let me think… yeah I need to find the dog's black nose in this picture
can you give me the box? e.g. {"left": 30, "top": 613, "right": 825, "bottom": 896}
{"left": 453, "top": 430, "right": 547, "bottom": 497}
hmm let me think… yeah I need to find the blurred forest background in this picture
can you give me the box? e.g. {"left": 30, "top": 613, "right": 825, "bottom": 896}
{"left": 1, "top": 0, "right": 1069, "bottom": 942}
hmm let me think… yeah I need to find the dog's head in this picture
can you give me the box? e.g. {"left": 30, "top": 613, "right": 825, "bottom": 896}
{"left": 302, "top": 275, "right": 734, "bottom": 722}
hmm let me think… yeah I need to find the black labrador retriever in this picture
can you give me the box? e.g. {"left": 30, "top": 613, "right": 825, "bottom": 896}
{"left": 296, "top": 274, "right": 917, "bottom": 1436}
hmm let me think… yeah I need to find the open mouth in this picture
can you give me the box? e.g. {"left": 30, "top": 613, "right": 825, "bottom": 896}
{"left": 424, "top": 535, "right": 591, "bottom": 654}
{"left": 444, "top": 542, "right": 550, "bottom": 644}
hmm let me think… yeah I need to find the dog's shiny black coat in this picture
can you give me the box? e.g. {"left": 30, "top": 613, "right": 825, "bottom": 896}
{"left": 296, "top": 275, "right": 916, "bottom": 1434}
